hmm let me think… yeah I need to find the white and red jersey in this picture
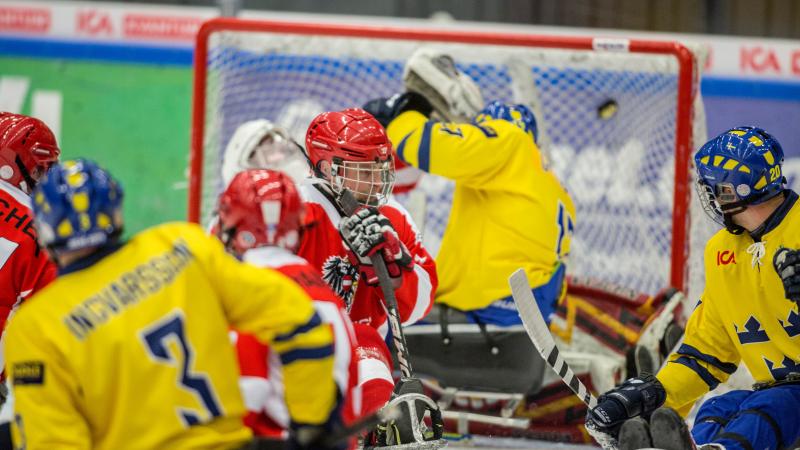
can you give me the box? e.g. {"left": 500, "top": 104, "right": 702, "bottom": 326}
{"left": 297, "top": 178, "right": 437, "bottom": 337}
{"left": 234, "top": 246, "right": 359, "bottom": 438}
{"left": 0, "top": 180, "right": 56, "bottom": 368}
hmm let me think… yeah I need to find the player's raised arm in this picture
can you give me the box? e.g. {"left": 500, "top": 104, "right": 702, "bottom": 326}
{"left": 363, "top": 48, "right": 542, "bottom": 189}
{"left": 388, "top": 108, "right": 535, "bottom": 189}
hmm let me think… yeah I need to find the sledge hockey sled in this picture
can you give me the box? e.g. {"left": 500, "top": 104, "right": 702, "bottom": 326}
{"left": 403, "top": 279, "right": 688, "bottom": 444}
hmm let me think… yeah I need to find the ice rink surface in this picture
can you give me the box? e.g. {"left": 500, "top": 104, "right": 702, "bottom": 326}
{"left": 446, "top": 436, "right": 599, "bottom": 449}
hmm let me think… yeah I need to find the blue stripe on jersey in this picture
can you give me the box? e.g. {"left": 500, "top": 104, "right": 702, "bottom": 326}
{"left": 673, "top": 356, "right": 723, "bottom": 389}
{"left": 676, "top": 344, "right": 738, "bottom": 375}
{"left": 279, "top": 344, "right": 335, "bottom": 365}
{"left": 274, "top": 312, "right": 322, "bottom": 343}
{"left": 418, "top": 121, "right": 435, "bottom": 172}
{"left": 396, "top": 132, "right": 412, "bottom": 164}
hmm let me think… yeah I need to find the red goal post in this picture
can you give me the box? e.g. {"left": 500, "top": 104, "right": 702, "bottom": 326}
{"left": 189, "top": 17, "right": 706, "bottom": 297}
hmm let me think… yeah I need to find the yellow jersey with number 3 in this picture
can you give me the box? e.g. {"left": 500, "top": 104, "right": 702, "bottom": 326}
{"left": 6, "top": 222, "right": 337, "bottom": 450}
{"left": 387, "top": 110, "right": 576, "bottom": 311}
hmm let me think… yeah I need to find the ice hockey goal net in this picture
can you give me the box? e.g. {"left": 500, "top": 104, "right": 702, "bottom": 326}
{"left": 189, "top": 17, "right": 710, "bottom": 298}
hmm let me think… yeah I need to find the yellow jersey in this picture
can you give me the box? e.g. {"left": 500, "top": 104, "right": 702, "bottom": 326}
{"left": 387, "top": 111, "right": 576, "bottom": 311}
{"left": 658, "top": 191, "right": 800, "bottom": 413}
{"left": 6, "top": 222, "right": 337, "bottom": 450}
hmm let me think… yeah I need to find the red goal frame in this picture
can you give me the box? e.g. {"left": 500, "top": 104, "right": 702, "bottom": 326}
{"left": 189, "top": 17, "right": 698, "bottom": 292}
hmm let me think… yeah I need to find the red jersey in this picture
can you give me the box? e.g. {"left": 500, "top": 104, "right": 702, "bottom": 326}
{"left": 234, "top": 246, "right": 359, "bottom": 438}
{"left": 297, "top": 179, "right": 437, "bottom": 336}
{"left": 0, "top": 181, "right": 55, "bottom": 362}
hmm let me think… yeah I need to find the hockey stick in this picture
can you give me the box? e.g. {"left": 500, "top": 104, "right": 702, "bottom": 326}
{"left": 320, "top": 400, "right": 401, "bottom": 447}
{"left": 339, "top": 189, "right": 414, "bottom": 378}
{"left": 339, "top": 191, "right": 446, "bottom": 448}
{"left": 253, "top": 404, "right": 402, "bottom": 450}
{"left": 508, "top": 268, "right": 598, "bottom": 409}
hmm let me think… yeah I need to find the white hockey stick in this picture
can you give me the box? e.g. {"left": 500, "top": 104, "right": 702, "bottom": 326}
{"left": 508, "top": 268, "right": 598, "bottom": 409}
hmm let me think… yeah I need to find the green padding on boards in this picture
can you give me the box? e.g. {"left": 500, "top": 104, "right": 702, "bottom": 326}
{"left": 0, "top": 57, "right": 192, "bottom": 235}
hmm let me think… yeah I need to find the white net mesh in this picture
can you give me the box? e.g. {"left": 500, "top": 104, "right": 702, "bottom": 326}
{"left": 194, "top": 24, "right": 710, "bottom": 297}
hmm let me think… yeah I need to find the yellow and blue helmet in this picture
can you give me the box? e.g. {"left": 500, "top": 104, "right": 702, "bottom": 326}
{"left": 474, "top": 101, "right": 538, "bottom": 143}
{"left": 694, "top": 126, "right": 785, "bottom": 232}
{"left": 32, "top": 159, "right": 123, "bottom": 252}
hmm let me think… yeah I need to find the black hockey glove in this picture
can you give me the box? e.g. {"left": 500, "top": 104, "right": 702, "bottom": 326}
{"left": 774, "top": 247, "right": 800, "bottom": 304}
{"left": 362, "top": 92, "right": 433, "bottom": 128}
{"left": 339, "top": 206, "right": 412, "bottom": 286}
{"left": 586, "top": 373, "right": 666, "bottom": 439}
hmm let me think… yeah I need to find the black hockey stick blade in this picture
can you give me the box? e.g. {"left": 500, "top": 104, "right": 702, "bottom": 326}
{"left": 508, "top": 268, "right": 597, "bottom": 408}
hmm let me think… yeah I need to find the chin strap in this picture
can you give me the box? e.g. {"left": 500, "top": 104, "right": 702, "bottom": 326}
{"left": 722, "top": 213, "right": 745, "bottom": 235}
{"left": 719, "top": 189, "right": 776, "bottom": 235}
{"left": 15, "top": 155, "right": 37, "bottom": 193}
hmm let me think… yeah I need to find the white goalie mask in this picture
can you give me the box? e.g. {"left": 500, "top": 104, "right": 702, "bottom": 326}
{"left": 222, "top": 119, "right": 309, "bottom": 186}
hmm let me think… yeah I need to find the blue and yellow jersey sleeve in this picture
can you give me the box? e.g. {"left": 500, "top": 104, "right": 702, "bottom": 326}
{"left": 657, "top": 237, "right": 742, "bottom": 415}
{"left": 657, "top": 294, "right": 741, "bottom": 414}
{"left": 387, "top": 110, "right": 541, "bottom": 190}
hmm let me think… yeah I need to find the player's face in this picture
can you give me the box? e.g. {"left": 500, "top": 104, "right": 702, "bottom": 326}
{"left": 250, "top": 134, "right": 295, "bottom": 167}
{"left": 339, "top": 159, "right": 394, "bottom": 206}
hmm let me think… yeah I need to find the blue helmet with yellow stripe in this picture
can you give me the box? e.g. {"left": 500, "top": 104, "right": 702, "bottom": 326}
{"left": 474, "top": 101, "right": 538, "bottom": 143}
{"left": 694, "top": 126, "right": 785, "bottom": 232}
{"left": 32, "top": 159, "right": 123, "bottom": 252}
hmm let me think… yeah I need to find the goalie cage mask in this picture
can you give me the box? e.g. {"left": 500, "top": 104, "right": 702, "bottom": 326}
{"left": 221, "top": 119, "right": 308, "bottom": 186}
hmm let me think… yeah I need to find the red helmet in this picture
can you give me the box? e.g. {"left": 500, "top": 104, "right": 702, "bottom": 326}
{"left": 305, "top": 108, "right": 395, "bottom": 206}
{"left": 216, "top": 169, "right": 304, "bottom": 256}
{"left": 0, "top": 112, "right": 60, "bottom": 194}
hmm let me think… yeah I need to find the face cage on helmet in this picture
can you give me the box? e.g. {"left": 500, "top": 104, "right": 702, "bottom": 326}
{"left": 330, "top": 159, "right": 395, "bottom": 207}
{"left": 248, "top": 134, "right": 304, "bottom": 169}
